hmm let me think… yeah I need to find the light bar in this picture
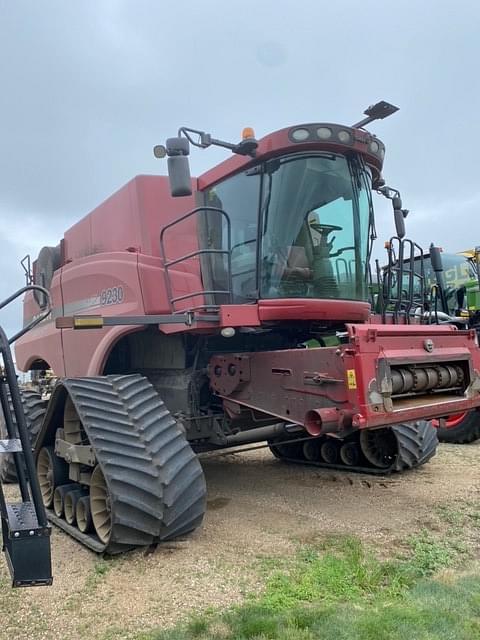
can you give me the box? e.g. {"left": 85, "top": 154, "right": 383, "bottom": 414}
{"left": 288, "top": 123, "right": 385, "bottom": 164}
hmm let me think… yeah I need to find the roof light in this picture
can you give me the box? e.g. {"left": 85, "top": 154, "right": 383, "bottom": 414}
{"left": 316, "top": 127, "right": 332, "bottom": 140}
{"left": 337, "top": 130, "right": 351, "bottom": 143}
{"left": 291, "top": 128, "right": 310, "bottom": 141}
{"left": 242, "top": 127, "right": 255, "bottom": 139}
{"left": 369, "top": 140, "right": 379, "bottom": 153}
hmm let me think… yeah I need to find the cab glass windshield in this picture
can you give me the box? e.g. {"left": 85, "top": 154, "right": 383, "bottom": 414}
{"left": 260, "top": 154, "right": 371, "bottom": 300}
{"left": 202, "top": 153, "right": 372, "bottom": 303}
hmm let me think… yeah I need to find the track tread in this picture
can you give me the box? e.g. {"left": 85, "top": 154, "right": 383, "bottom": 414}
{"left": 0, "top": 389, "right": 46, "bottom": 483}
{"left": 58, "top": 374, "right": 206, "bottom": 553}
{"left": 268, "top": 420, "right": 438, "bottom": 475}
{"left": 392, "top": 420, "right": 438, "bottom": 470}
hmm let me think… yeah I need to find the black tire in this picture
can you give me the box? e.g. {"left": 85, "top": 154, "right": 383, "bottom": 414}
{"left": 436, "top": 411, "right": 480, "bottom": 444}
{"left": 33, "top": 245, "right": 61, "bottom": 307}
{"left": 0, "top": 389, "right": 46, "bottom": 483}
{"left": 391, "top": 420, "right": 439, "bottom": 471}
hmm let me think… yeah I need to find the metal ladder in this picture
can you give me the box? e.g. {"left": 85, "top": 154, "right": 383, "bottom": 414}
{"left": 0, "top": 285, "right": 52, "bottom": 587}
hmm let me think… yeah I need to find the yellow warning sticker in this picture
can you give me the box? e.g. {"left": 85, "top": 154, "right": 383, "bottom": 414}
{"left": 346, "top": 369, "right": 357, "bottom": 390}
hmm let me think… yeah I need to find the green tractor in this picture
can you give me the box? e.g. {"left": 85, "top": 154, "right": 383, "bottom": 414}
{"left": 397, "top": 246, "right": 480, "bottom": 443}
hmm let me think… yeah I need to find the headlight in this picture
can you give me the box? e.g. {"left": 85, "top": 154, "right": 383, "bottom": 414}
{"left": 316, "top": 126, "right": 332, "bottom": 140}
{"left": 291, "top": 128, "right": 310, "bottom": 141}
{"left": 337, "top": 130, "right": 351, "bottom": 143}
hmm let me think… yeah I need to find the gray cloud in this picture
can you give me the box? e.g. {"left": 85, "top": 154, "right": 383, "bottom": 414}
{"left": 1, "top": 0, "right": 479, "bottom": 338}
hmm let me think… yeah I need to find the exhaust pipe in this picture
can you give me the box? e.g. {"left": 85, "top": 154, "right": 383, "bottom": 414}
{"left": 304, "top": 407, "right": 353, "bottom": 436}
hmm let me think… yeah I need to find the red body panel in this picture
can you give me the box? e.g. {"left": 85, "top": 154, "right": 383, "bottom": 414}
{"left": 209, "top": 324, "right": 480, "bottom": 431}
{"left": 258, "top": 299, "right": 370, "bottom": 323}
{"left": 15, "top": 175, "right": 205, "bottom": 372}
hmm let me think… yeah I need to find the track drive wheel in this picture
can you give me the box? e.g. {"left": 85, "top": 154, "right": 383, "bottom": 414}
{"left": 37, "top": 445, "right": 69, "bottom": 507}
{"left": 359, "top": 427, "right": 397, "bottom": 469}
{"left": 433, "top": 411, "right": 480, "bottom": 444}
{"left": 0, "top": 389, "right": 46, "bottom": 483}
{"left": 361, "top": 422, "right": 438, "bottom": 471}
{"left": 90, "top": 465, "right": 112, "bottom": 545}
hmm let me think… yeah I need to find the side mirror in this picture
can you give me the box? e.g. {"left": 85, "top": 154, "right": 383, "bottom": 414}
{"left": 162, "top": 137, "right": 192, "bottom": 197}
{"left": 394, "top": 208, "right": 405, "bottom": 239}
{"left": 392, "top": 195, "right": 402, "bottom": 210}
{"left": 167, "top": 156, "right": 192, "bottom": 197}
{"left": 429, "top": 245, "right": 444, "bottom": 272}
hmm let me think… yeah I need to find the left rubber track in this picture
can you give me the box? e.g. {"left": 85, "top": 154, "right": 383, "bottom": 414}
{"left": 40, "top": 374, "right": 206, "bottom": 553}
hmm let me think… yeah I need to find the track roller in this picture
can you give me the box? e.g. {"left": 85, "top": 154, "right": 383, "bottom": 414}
{"left": 302, "top": 439, "right": 320, "bottom": 461}
{"left": 339, "top": 442, "right": 360, "bottom": 466}
{"left": 320, "top": 439, "right": 340, "bottom": 464}
{"left": 64, "top": 489, "right": 88, "bottom": 526}
{"left": 53, "top": 483, "right": 78, "bottom": 518}
{"left": 76, "top": 496, "right": 93, "bottom": 534}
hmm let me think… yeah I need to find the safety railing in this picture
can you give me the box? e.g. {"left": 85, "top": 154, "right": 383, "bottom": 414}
{"left": 160, "top": 206, "right": 233, "bottom": 313}
{"left": 379, "top": 237, "right": 426, "bottom": 324}
{"left": 1, "top": 285, "right": 52, "bottom": 344}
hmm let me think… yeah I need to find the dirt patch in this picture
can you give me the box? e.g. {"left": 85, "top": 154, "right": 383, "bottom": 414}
{"left": 1, "top": 442, "right": 480, "bottom": 640}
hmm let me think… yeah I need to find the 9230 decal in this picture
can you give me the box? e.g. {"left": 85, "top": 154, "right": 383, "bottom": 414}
{"left": 100, "top": 286, "right": 124, "bottom": 306}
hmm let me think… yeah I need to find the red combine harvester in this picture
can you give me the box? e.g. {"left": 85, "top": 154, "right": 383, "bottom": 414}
{"left": 11, "top": 101, "right": 480, "bottom": 553}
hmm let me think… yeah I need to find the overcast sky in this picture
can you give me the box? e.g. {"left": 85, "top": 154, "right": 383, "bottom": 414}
{"left": 1, "top": 0, "right": 479, "bottom": 340}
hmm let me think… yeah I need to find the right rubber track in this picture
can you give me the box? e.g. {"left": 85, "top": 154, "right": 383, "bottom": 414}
{"left": 52, "top": 374, "right": 206, "bottom": 554}
{"left": 269, "top": 420, "right": 438, "bottom": 474}
{"left": 0, "top": 389, "right": 46, "bottom": 484}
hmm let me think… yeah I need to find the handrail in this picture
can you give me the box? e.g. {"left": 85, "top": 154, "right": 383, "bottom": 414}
{"left": 160, "top": 206, "right": 232, "bottom": 312}
{"left": 0, "top": 324, "right": 48, "bottom": 527}
{"left": 0, "top": 285, "right": 51, "bottom": 344}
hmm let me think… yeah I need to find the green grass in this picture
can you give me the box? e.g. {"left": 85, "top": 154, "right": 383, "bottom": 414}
{"left": 127, "top": 523, "right": 480, "bottom": 640}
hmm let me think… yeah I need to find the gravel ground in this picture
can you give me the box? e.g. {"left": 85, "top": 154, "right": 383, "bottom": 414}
{"left": 1, "top": 441, "right": 479, "bottom": 640}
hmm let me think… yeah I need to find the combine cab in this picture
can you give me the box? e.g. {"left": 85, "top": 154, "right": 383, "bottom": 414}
{"left": 13, "top": 101, "right": 480, "bottom": 553}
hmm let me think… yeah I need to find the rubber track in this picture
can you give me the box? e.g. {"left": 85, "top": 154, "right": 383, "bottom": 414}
{"left": 270, "top": 421, "right": 438, "bottom": 475}
{"left": 0, "top": 389, "right": 46, "bottom": 483}
{"left": 48, "top": 374, "right": 206, "bottom": 554}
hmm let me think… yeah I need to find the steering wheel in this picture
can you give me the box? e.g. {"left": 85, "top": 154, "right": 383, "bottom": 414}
{"left": 309, "top": 223, "right": 343, "bottom": 235}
